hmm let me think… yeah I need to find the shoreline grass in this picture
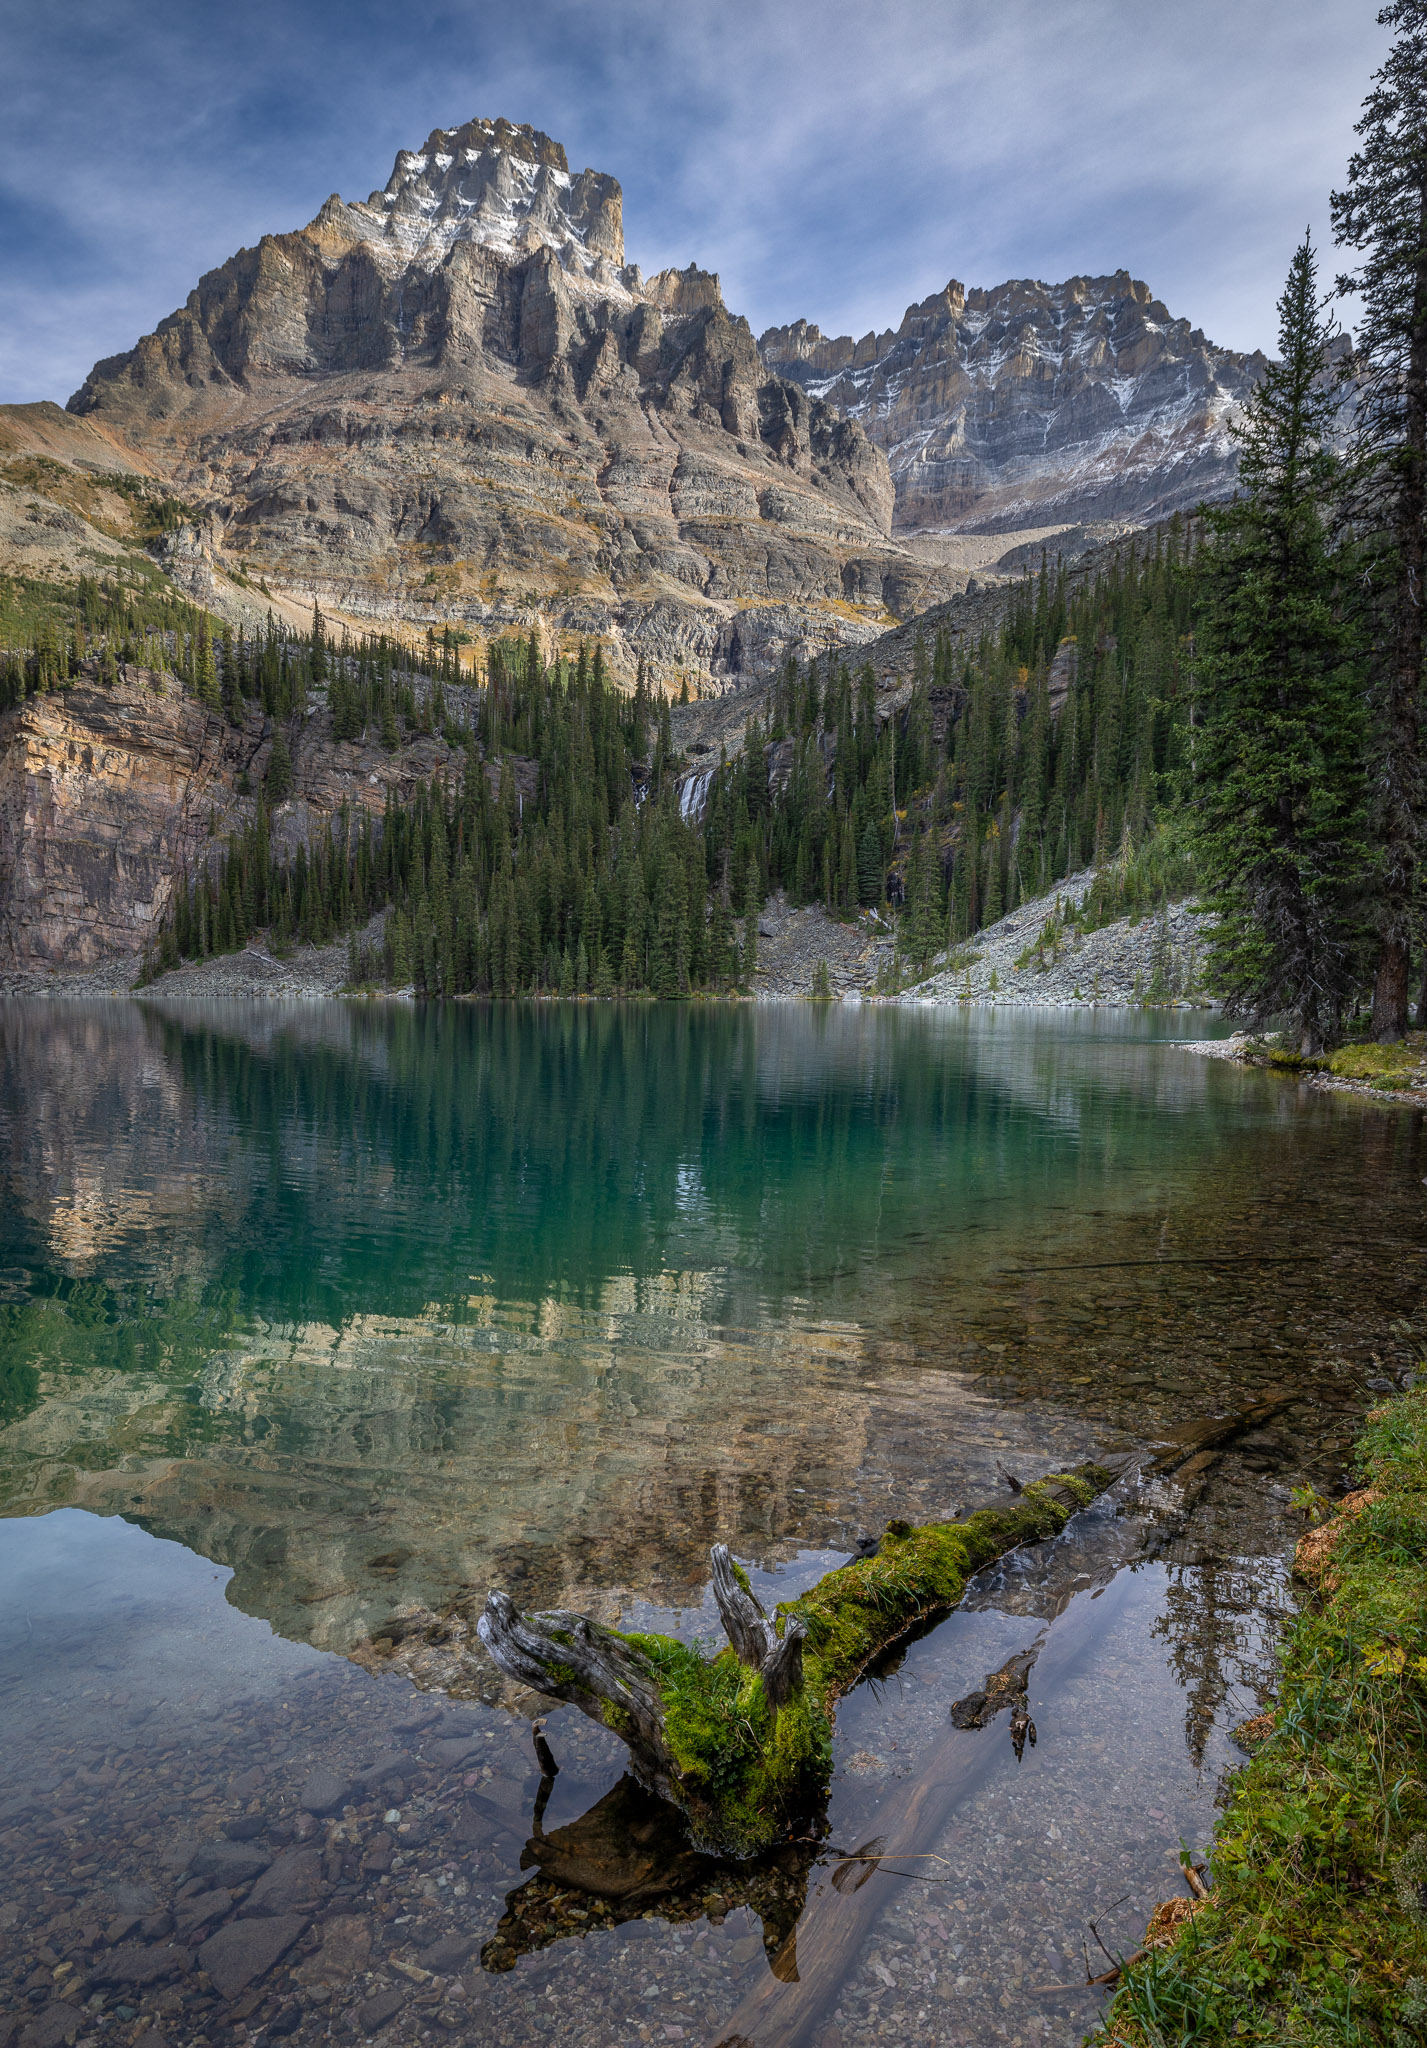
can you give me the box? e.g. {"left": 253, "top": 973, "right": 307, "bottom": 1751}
{"left": 1094, "top": 1389, "right": 1427, "bottom": 2046}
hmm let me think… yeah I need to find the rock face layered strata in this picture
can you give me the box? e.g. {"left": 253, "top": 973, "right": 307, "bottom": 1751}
{"left": 64, "top": 120, "right": 936, "bottom": 683}
{"left": 0, "top": 678, "right": 226, "bottom": 970}
{"left": 0, "top": 669, "right": 459, "bottom": 971}
{"left": 760, "top": 273, "right": 1267, "bottom": 531}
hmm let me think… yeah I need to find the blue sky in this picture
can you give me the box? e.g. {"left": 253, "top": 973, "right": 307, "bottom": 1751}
{"left": 0, "top": 0, "right": 1384, "bottom": 405}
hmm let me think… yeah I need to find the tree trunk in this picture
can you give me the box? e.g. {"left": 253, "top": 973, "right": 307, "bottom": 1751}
{"left": 475, "top": 1588, "right": 722, "bottom": 1836}
{"left": 1374, "top": 934, "right": 1412, "bottom": 1043}
{"left": 1374, "top": 189, "right": 1427, "bottom": 1043}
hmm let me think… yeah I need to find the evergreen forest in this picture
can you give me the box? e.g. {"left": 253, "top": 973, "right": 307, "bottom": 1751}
{"left": 43, "top": 534, "right": 1194, "bottom": 1002}
{"left": 0, "top": 482, "right": 1393, "bottom": 1033}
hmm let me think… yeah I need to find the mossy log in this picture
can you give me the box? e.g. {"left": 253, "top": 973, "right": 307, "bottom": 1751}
{"left": 707, "top": 1392, "right": 1297, "bottom": 2044}
{"left": 478, "top": 1461, "right": 1113, "bottom": 1855}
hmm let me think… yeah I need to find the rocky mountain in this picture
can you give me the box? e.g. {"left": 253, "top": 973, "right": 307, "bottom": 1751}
{"left": 759, "top": 272, "right": 1267, "bottom": 531}
{"left": 4, "top": 125, "right": 1272, "bottom": 686}
{"left": 58, "top": 118, "right": 951, "bottom": 685}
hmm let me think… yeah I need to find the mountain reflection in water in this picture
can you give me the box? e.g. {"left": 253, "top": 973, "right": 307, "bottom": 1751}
{"left": 0, "top": 997, "right": 1422, "bottom": 1664}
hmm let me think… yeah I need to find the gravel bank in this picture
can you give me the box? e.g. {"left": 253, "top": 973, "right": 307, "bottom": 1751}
{"left": 1178, "top": 1032, "right": 1253, "bottom": 1061}
{"left": 750, "top": 895, "right": 894, "bottom": 997}
{"left": 0, "top": 925, "right": 383, "bottom": 1002}
{"left": 898, "top": 874, "right": 1213, "bottom": 1009}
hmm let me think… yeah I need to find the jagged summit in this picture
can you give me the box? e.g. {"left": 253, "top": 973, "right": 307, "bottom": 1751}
{"left": 48, "top": 118, "right": 1266, "bottom": 686}
{"left": 58, "top": 119, "right": 922, "bottom": 688}
{"left": 307, "top": 116, "right": 627, "bottom": 286}
{"left": 761, "top": 271, "right": 1268, "bottom": 530}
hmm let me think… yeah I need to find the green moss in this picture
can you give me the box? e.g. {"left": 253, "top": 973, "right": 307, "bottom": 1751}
{"left": 1267, "top": 1045, "right": 1316, "bottom": 1071}
{"left": 1096, "top": 1392, "right": 1427, "bottom": 2047}
{"left": 617, "top": 1628, "right": 829, "bottom": 1853}
{"left": 1043, "top": 1471, "right": 1096, "bottom": 1510}
{"left": 520, "top": 1470, "right": 1109, "bottom": 1857}
{"left": 785, "top": 1476, "right": 1102, "bottom": 1710}
{"left": 1321, "top": 1035, "right": 1427, "bottom": 1093}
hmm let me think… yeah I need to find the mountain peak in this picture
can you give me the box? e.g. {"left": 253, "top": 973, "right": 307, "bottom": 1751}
{"left": 322, "top": 116, "right": 625, "bottom": 277}
{"left": 761, "top": 270, "right": 1267, "bottom": 529}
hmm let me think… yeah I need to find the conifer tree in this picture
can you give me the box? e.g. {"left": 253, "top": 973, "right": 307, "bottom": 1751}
{"left": 709, "top": 879, "right": 735, "bottom": 985}
{"left": 266, "top": 729, "right": 294, "bottom": 804}
{"left": 380, "top": 676, "right": 399, "bottom": 752}
{"left": 195, "top": 618, "right": 220, "bottom": 711}
{"left": 1190, "top": 235, "right": 1365, "bottom": 1052}
{"left": 741, "top": 913, "right": 758, "bottom": 990}
{"left": 1333, "top": 0, "right": 1427, "bottom": 1036}
{"left": 902, "top": 826, "right": 945, "bottom": 969}
{"left": 308, "top": 600, "right": 327, "bottom": 685}
{"left": 740, "top": 849, "right": 761, "bottom": 987}
{"left": 856, "top": 816, "right": 883, "bottom": 905}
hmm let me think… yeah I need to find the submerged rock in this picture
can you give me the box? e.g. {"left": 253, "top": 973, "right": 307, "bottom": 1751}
{"left": 297, "top": 1765, "right": 350, "bottom": 1815}
{"left": 197, "top": 1911, "right": 308, "bottom": 2001}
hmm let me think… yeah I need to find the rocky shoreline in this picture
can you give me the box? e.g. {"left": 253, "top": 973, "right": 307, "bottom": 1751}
{"left": 886, "top": 873, "right": 1207, "bottom": 1009}
{"left": 1, "top": 884, "right": 1213, "bottom": 1010}
{"left": 15, "top": 873, "right": 1375, "bottom": 1034}
{"left": 1176, "top": 1029, "right": 1427, "bottom": 1106}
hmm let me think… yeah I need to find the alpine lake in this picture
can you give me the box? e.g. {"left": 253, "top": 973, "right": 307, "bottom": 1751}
{"left": 1, "top": 998, "right": 1423, "bottom": 2048}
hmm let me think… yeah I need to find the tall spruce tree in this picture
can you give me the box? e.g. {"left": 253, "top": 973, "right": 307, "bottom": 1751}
{"left": 902, "top": 826, "right": 945, "bottom": 970}
{"left": 266, "top": 729, "right": 294, "bottom": 804}
{"left": 1333, "top": 0, "right": 1427, "bottom": 1037}
{"left": 1190, "top": 234, "right": 1365, "bottom": 1053}
{"left": 194, "top": 618, "right": 220, "bottom": 712}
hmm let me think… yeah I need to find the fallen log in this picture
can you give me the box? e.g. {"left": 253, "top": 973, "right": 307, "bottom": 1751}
{"left": 1136, "top": 1391, "right": 1295, "bottom": 1472}
{"left": 477, "top": 1394, "right": 1293, "bottom": 1860}
{"left": 479, "top": 1462, "right": 1114, "bottom": 1854}
{"left": 705, "top": 1400, "right": 1283, "bottom": 2046}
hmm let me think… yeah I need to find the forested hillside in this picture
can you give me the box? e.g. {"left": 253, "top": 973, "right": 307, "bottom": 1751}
{"left": 0, "top": 521, "right": 1198, "bottom": 998}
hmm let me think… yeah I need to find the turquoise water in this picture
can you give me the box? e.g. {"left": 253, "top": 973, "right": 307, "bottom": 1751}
{"left": 1, "top": 999, "right": 1422, "bottom": 1647}
{"left": 1, "top": 999, "right": 1423, "bottom": 2047}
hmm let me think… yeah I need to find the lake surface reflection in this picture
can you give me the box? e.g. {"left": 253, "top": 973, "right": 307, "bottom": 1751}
{"left": 1, "top": 999, "right": 1423, "bottom": 2046}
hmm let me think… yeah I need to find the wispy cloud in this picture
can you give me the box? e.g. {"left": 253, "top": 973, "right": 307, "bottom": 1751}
{"left": 0, "top": 0, "right": 1385, "bottom": 404}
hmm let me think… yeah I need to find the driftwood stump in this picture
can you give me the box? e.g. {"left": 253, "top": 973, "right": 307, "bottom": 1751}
{"left": 479, "top": 1460, "right": 1116, "bottom": 1853}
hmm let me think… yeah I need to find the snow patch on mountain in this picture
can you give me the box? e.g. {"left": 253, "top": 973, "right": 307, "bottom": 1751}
{"left": 760, "top": 273, "right": 1268, "bottom": 531}
{"left": 322, "top": 116, "right": 634, "bottom": 297}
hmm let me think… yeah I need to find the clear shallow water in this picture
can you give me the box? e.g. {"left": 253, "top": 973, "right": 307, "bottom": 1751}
{"left": 0, "top": 999, "right": 1424, "bottom": 2047}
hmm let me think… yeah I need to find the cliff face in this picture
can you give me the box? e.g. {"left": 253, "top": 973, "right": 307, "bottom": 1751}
{"left": 0, "top": 670, "right": 460, "bottom": 972}
{"left": 0, "top": 678, "right": 228, "bottom": 970}
{"left": 62, "top": 120, "right": 935, "bottom": 684}
{"left": 760, "top": 272, "right": 1267, "bottom": 531}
